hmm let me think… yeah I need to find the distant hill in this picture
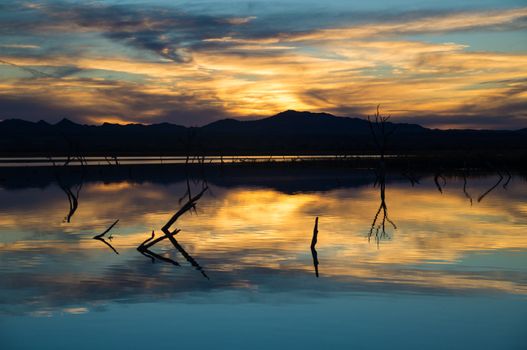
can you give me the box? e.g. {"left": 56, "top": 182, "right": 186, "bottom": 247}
{"left": 0, "top": 110, "right": 525, "bottom": 156}
{"left": 203, "top": 110, "right": 424, "bottom": 134}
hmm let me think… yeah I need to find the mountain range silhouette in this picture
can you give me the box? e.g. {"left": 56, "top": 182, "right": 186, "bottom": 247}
{"left": 1, "top": 110, "right": 525, "bottom": 156}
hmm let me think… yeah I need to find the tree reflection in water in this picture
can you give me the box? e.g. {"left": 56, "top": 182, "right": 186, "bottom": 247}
{"left": 137, "top": 183, "right": 209, "bottom": 279}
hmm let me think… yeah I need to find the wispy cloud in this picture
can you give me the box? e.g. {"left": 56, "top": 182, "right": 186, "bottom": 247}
{"left": 0, "top": 44, "right": 39, "bottom": 49}
{"left": 282, "top": 8, "right": 527, "bottom": 42}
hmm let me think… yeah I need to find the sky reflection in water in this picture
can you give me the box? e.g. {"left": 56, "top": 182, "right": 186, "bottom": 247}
{"left": 0, "top": 169, "right": 526, "bottom": 349}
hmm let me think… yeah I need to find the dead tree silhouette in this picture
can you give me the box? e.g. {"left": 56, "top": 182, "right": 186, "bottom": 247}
{"left": 368, "top": 105, "right": 397, "bottom": 163}
{"left": 367, "top": 106, "right": 397, "bottom": 245}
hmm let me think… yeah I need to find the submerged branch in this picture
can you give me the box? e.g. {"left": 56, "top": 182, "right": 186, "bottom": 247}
{"left": 93, "top": 219, "right": 119, "bottom": 239}
{"left": 478, "top": 171, "right": 504, "bottom": 203}
{"left": 137, "top": 184, "right": 209, "bottom": 279}
{"left": 502, "top": 169, "right": 512, "bottom": 189}
{"left": 162, "top": 186, "right": 208, "bottom": 234}
{"left": 434, "top": 172, "right": 446, "bottom": 194}
{"left": 310, "top": 217, "right": 319, "bottom": 278}
{"left": 462, "top": 172, "right": 473, "bottom": 206}
{"left": 368, "top": 165, "right": 396, "bottom": 245}
{"left": 93, "top": 219, "right": 119, "bottom": 254}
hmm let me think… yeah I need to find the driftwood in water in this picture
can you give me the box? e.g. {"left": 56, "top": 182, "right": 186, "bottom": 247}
{"left": 476, "top": 162, "right": 513, "bottom": 203}
{"left": 138, "top": 231, "right": 181, "bottom": 265}
{"left": 478, "top": 171, "right": 504, "bottom": 202}
{"left": 162, "top": 186, "right": 208, "bottom": 234}
{"left": 434, "top": 172, "right": 446, "bottom": 194}
{"left": 310, "top": 217, "right": 319, "bottom": 278}
{"left": 93, "top": 219, "right": 119, "bottom": 254}
{"left": 137, "top": 185, "right": 209, "bottom": 279}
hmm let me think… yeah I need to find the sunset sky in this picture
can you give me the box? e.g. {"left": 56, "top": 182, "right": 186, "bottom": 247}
{"left": 0, "top": 0, "right": 526, "bottom": 128}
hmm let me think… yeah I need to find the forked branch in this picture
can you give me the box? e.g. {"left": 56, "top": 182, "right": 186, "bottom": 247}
{"left": 137, "top": 184, "right": 209, "bottom": 279}
{"left": 93, "top": 219, "right": 119, "bottom": 254}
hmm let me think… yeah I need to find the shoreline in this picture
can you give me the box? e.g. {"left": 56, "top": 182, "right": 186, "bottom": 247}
{"left": 0, "top": 152, "right": 525, "bottom": 170}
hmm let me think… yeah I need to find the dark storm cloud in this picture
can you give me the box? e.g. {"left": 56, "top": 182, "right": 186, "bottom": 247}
{"left": 0, "top": 78, "right": 229, "bottom": 126}
{"left": 0, "top": 95, "right": 84, "bottom": 123}
{"left": 0, "top": 1, "right": 260, "bottom": 63}
{"left": 96, "top": 83, "right": 230, "bottom": 125}
{"left": 44, "top": 4, "right": 232, "bottom": 63}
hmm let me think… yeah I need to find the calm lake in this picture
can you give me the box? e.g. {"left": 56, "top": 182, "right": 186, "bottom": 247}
{"left": 1, "top": 166, "right": 526, "bottom": 349}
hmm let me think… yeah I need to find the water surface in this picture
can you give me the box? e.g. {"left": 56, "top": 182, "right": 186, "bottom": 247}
{"left": 1, "top": 167, "right": 526, "bottom": 349}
